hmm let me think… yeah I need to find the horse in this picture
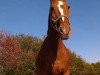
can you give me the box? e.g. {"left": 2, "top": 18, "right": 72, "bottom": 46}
{"left": 35, "top": 0, "right": 71, "bottom": 75}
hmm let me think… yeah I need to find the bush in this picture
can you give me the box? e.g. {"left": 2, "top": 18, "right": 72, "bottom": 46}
{"left": 0, "top": 31, "right": 22, "bottom": 74}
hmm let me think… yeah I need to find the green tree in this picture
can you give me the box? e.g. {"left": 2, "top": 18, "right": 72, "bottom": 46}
{"left": 92, "top": 62, "right": 100, "bottom": 75}
{"left": 15, "top": 34, "right": 43, "bottom": 75}
{"left": 69, "top": 51, "right": 85, "bottom": 75}
{"left": 80, "top": 63, "right": 95, "bottom": 75}
{"left": 0, "top": 65, "right": 5, "bottom": 75}
{"left": 15, "top": 34, "right": 42, "bottom": 54}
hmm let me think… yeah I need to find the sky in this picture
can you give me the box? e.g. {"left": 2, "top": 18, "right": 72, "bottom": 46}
{"left": 0, "top": 0, "right": 100, "bottom": 63}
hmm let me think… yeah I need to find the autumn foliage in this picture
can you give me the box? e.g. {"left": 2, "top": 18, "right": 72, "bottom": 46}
{"left": 0, "top": 32, "right": 22, "bottom": 70}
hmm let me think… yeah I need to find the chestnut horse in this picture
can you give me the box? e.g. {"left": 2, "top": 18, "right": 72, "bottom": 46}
{"left": 35, "top": 0, "right": 71, "bottom": 75}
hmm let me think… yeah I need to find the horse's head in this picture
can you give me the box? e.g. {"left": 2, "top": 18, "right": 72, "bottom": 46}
{"left": 49, "top": 0, "right": 71, "bottom": 40}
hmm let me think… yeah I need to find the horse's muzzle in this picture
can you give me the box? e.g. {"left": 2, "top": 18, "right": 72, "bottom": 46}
{"left": 61, "top": 34, "right": 69, "bottom": 40}
{"left": 58, "top": 26, "right": 70, "bottom": 40}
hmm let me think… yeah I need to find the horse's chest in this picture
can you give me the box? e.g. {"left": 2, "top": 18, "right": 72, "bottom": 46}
{"left": 51, "top": 50, "right": 68, "bottom": 73}
{"left": 52, "top": 60, "right": 66, "bottom": 73}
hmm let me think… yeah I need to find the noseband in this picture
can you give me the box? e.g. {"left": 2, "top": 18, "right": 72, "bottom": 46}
{"left": 50, "top": 15, "right": 71, "bottom": 35}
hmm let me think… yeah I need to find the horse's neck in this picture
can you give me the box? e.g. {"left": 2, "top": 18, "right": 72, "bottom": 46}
{"left": 47, "top": 18, "right": 59, "bottom": 39}
{"left": 45, "top": 35, "right": 62, "bottom": 53}
{"left": 48, "top": 35, "right": 61, "bottom": 44}
{"left": 47, "top": 30, "right": 63, "bottom": 50}
{"left": 46, "top": 18, "right": 64, "bottom": 50}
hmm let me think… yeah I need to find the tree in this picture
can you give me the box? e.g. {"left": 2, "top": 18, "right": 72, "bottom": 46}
{"left": 0, "top": 32, "right": 22, "bottom": 72}
{"left": 15, "top": 34, "right": 43, "bottom": 75}
{"left": 15, "top": 34, "right": 42, "bottom": 55}
{"left": 69, "top": 51, "right": 85, "bottom": 75}
{"left": 92, "top": 62, "right": 100, "bottom": 75}
{"left": 80, "top": 63, "right": 95, "bottom": 75}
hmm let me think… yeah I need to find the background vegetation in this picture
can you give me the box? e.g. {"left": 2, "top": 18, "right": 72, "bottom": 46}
{"left": 0, "top": 31, "right": 100, "bottom": 75}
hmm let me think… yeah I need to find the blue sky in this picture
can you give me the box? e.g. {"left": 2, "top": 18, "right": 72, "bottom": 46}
{"left": 0, "top": 0, "right": 100, "bottom": 63}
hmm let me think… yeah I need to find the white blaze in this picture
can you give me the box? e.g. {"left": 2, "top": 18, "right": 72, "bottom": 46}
{"left": 58, "top": 1, "right": 64, "bottom": 21}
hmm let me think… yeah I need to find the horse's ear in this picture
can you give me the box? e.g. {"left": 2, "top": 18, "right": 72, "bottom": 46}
{"left": 51, "top": 0, "right": 67, "bottom": 1}
{"left": 64, "top": 0, "right": 67, "bottom": 2}
{"left": 50, "top": 0, "right": 55, "bottom": 1}
{"left": 62, "top": 0, "right": 68, "bottom": 2}
{"left": 50, "top": 0, "right": 54, "bottom": 6}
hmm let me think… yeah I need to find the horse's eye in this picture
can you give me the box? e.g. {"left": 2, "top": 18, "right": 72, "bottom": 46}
{"left": 68, "top": 6, "right": 70, "bottom": 9}
{"left": 51, "top": 7, "right": 54, "bottom": 10}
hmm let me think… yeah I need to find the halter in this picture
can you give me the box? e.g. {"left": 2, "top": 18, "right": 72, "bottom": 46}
{"left": 50, "top": 15, "right": 71, "bottom": 35}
